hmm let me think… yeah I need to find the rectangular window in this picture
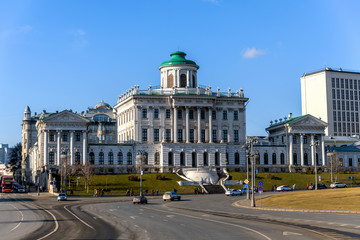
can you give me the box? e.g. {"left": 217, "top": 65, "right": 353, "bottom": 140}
{"left": 154, "top": 129, "right": 159, "bottom": 142}
{"left": 189, "top": 110, "right": 194, "bottom": 119}
{"left": 345, "top": 79, "right": 348, "bottom": 88}
{"left": 356, "top": 102, "right": 359, "bottom": 111}
{"left": 346, "top": 90, "right": 349, "bottom": 100}
{"left": 178, "top": 129, "right": 183, "bottom": 142}
{"left": 201, "top": 110, "right": 205, "bottom": 120}
{"left": 341, "top": 79, "right": 344, "bottom": 88}
{"left": 346, "top": 102, "right": 350, "bottom": 111}
{"left": 201, "top": 129, "right": 206, "bottom": 142}
{"left": 190, "top": 129, "right": 194, "bottom": 143}
{"left": 166, "top": 129, "right": 171, "bottom": 142}
{"left": 166, "top": 109, "right": 171, "bottom": 119}
{"left": 351, "top": 112, "right": 355, "bottom": 122}
{"left": 342, "top": 112, "right": 346, "bottom": 121}
{"left": 332, "top": 89, "right": 336, "bottom": 99}
{"left": 223, "top": 130, "right": 228, "bottom": 143}
{"left": 338, "top": 111, "right": 341, "bottom": 122}
{"left": 350, "top": 91, "right": 353, "bottom": 100}
{"left": 351, "top": 101, "right": 354, "bottom": 111}
{"left": 62, "top": 133, "right": 68, "bottom": 142}
{"left": 212, "top": 130, "right": 217, "bottom": 143}
{"left": 333, "top": 111, "right": 337, "bottom": 121}
{"left": 89, "top": 134, "right": 92, "bottom": 140}
{"left": 355, "top": 80, "right": 358, "bottom": 89}
{"left": 75, "top": 132, "right": 81, "bottom": 141}
{"left": 333, "top": 100, "right": 336, "bottom": 110}
{"left": 337, "top": 89, "right": 340, "bottom": 99}
{"left": 342, "top": 100, "right": 345, "bottom": 110}
{"left": 350, "top": 79, "right": 353, "bottom": 89}
{"left": 222, "top": 111, "right": 227, "bottom": 120}
{"left": 341, "top": 90, "right": 344, "bottom": 99}
{"left": 292, "top": 135, "right": 297, "bottom": 144}
{"left": 234, "top": 130, "right": 239, "bottom": 142}
{"left": 142, "top": 128, "right": 148, "bottom": 142}
{"left": 212, "top": 110, "right": 216, "bottom": 120}
{"left": 49, "top": 133, "right": 55, "bottom": 142}
{"left": 332, "top": 78, "right": 335, "bottom": 88}
{"left": 334, "top": 123, "right": 337, "bottom": 132}
{"left": 234, "top": 111, "right": 239, "bottom": 120}
{"left": 303, "top": 136, "right": 308, "bottom": 144}
{"left": 338, "top": 122, "right": 341, "bottom": 132}
{"left": 356, "top": 112, "right": 359, "bottom": 122}
{"left": 336, "top": 78, "right": 339, "bottom": 88}
{"left": 154, "top": 109, "right": 159, "bottom": 119}
{"left": 178, "top": 109, "right": 182, "bottom": 119}
{"left": 142, "top": 109, "right": 147, "bottom": 119}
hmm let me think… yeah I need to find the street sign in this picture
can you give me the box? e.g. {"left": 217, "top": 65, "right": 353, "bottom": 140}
{"left": 349, "top": 176, "right": 354, "bottom": 180}
{"left": 258, "top": 186, "right": 263, "bottom": 193}
{"left": 141, "top": 171, "right": 144, "bottom": 176}
{"left": 50, "top": 182, "right": 53, "bottom": 185}
{"left": 258, "top": 181, "right": 263, "bottom": 187}
{"left": 244, "top": 179, "right": 249, "bottom": 184}
{"left": 244, "top": 183, "right": 249, "bottom": 188}
{"left": 255, "top": 170, "right": 258, "bottom": 174}
{"left": 319, "top": 176, "right": 321, "bottom": 182}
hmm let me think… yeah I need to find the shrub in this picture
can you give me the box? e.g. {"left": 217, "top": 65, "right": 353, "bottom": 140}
{"left": 128, "top": 175, "right": 139, "bottom": 181}
{"left": 156, "top": 175, "right": 167, "bottom": 180}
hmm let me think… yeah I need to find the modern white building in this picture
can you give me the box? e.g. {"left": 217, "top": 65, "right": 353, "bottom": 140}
{"left": 0, "top": 143, "right": 10, "bottom": 164}
{"left": 301, "top": 68, "right": 360, "bottom": 137}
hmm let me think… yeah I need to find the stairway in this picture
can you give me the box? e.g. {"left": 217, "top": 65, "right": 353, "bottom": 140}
{"left": 203, "top": 184, "right": 225, "bottom": 194}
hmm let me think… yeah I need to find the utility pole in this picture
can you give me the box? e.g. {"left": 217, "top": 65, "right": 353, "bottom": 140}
{"left": 246, "top": 152, "right": 249, "bottom": 200}
{"left": 311, "top": 140, "right": 319, "bottom": 190}
{"left": 243, "top": 138, "right": 257, "bottom": 207}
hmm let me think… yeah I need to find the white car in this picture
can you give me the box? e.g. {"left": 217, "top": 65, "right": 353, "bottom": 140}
{"left": 276, "top": 185, "right": 293, "bottom": 192}
{"left": 163, "top": 192, "right": 181, "bottom": 201}
{"left": 57, "top": 193, "right": 67, "bottom": 201}
{"left": 225, "top": 189, "right": 243, "bottom": 196}
{"left": 330, "top": 182, "right": 347, "bottom": 188}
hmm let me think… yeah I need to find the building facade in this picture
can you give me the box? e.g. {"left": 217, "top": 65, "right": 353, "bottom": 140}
{"left": 0, "top": 143, "right": 10, "bottom": 164}
{"left": 301, "top": 68, "right": 360, "bottom": 137}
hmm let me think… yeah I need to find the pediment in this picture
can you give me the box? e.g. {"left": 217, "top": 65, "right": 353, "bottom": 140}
{"left": 289, "top": 115, "right": 327, "bottom": 128}
{"left": 43, "top": 111, "right": 90, "bottom": 124}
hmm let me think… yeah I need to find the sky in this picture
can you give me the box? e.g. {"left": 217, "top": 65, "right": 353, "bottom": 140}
{"left": 1, "top": 0, "right": 360, "bottom": 147}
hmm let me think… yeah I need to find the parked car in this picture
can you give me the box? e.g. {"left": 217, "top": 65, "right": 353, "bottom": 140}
{"left": 57, "top": 193, "right": 67, "bottom": 201}
{"left": 308, "top": 184, "right": 327, "bottom": 190}
{"left": 163, "top": 192, "right": 181, "bottom": 201}
{"left": 13, "top": 184, "right": 25, "bottom": 193}
{"left": 225, "top": 189, "right": 243, "bottom": 196}
{"left": 133, "top": 195, "right": 148, "bottom": 204}
{"left": 330, "top": 182, "right": 347, "bottom": 188}
{"left": 276, "top": 185, "right": 293, "bottom": 192}
{"left": 240, "top": 187, "right": 253, "bottom": 194}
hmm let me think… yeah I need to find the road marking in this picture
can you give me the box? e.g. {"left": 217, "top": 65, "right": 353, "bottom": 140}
{"left": 166, "top": 215, "right": 175, "bottom": 218}
{"left": 130, "top": 216, "right": 136, "bottom": 219}
{"left": 64, "top": 206, "right": 95, "bottom": 230}
{"left": 355, "top": 226, "right": 360, "bottom": 229}
{"left": 283, "top": 231, "right": 302, "bottom": 236}
{"left": 340, "top": 224, "right": 347, "bottom": 227}
{"left": 109, "top": 209, "right": 115, "bottom": 212}
{"left": 9, "top": 204, "right": 24, "bottom": 232}
{"left": 37, "top": 207, "right": 59, "bottom": 240}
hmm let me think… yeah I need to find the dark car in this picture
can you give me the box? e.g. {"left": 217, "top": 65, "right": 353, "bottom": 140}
{"left": 133, "top": 195, "right": 148, "bottom": 204}
{"left": 308, "top": 184, "right": 327, "bottom": 190}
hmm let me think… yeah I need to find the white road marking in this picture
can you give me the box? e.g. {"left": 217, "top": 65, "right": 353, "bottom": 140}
{"left": 130, "top": 216, "right": 136, "bottom": 219}
{"left": 37, "top": 207, "right": 59, "bottom": 240}
{"left": 340, "top": 224, "right": 347, "bottom": 227}
{"left": 283, "top": 231, "right": 302, "bottom": 236}
{"left": 64, "top": 205, "right": 95, "bottom": 230}
{"left": 109, "top": 209, "right": 115, "bottom": 212}
{"left": 9, "top": 204, "right": 24, "bottom": 232}
{"left": 166, "top": 215, "right": 175, "bottom": 218}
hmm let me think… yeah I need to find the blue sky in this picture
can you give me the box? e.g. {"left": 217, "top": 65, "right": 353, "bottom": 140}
{"left": 1, "top": 0, "right": 360, "bottom": 146}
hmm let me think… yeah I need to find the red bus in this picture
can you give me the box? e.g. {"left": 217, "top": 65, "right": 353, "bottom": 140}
{"left": 1, "top": 176, "right": 14, "bottom": 193}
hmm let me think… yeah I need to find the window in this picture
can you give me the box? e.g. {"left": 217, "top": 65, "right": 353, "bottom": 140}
{"left": 264, "top": 153, "right": 268, "bottom": 165}
{"left": 127, "top": 152, "right": 132, "bottom": 165}
{"left": 166, "top": 109, "right": 171, "bottom": 119}
{"left": 75, "top": 152, "right": 80, "bottom": 164}
{"left": 333, "top": 100, "right": 336, "bottom": 110}
{"left": 293, "top": 153, "right": 298, "bottom": 165}
{"left": 99, "top": 152, "right": 104, "bottom": 165}
{"left": 336, "top": 78, "right": 339, "bottom": 88}
{"left": 168, "top": 74, "right": 174, "bottom": 88}
{"left": 303, "top": 136, "right": 308, "bottom": 144}
{"left": 168, "top": 152, "right": 173, "bottom": 166}
{"left": 166, "top": 129, "right": 171, "bottom": 142}
{"left": 349, "top": 158, "right": 353, "bottom": 167}
{"left": 142, "top": 109, "right": 147, "bottom": 119}
{"left": 234, "top": 130, "right": 239, "bottom": 142}
{"left": 272, "top": 153, "right": 276, "bottom": 165}
{"left": 180, "top": 152, "right": 185, "bottom": 166}
{"left": 154, "top": 152, "right": 160, "bottom": 165}
{"left": 332, "top": 78, "right": 335, "bottom": 88}
{"left": 178, "top": 129, "right": 183, "bottom": 142}
{"left": 180, "top": 74, "right": 187, "bottom": 87}
{"left": 203, "top": 152, "right": 208, "bottom": 166}
{"left": 280, "top": 153, "right": 285, "bottom": 164}
{"left": 201, "top": 129, "right": 205, "bottom": 142}
{"left": 62, "top": 133, "right": 68, "bottom": 142}
{"left": 212, "top": 111, "right": 216, "bottom": 120}
{"left": 49, "top": 152, "right": 55, "bottom": 165}
{"left": 304, "top": 153, "right": 308, "bottom": 165}
{"left": 75, "top": 132, "right": 81, "bottom": 142}
{"left": 49, "top": 133, "right": 55, "bottom": 142}
{"left": 192, "top": 152, "right": 197, "bottom": 167}
{"left": 94, "top": 114, "right": 109, "bottom": 122}
{"left": 292, "top": 135, "right": 297, "bottom": 144}
{"left": 190, "top": 129, "right": 194, "bottom": 143}
{"left": 177, "top": 109, "right": 182, "bottom": 119}
{"left": 234, "top": 111, "right": 239, "bottom": 120}
{"left": 89, "top": 152, "right": 95, "bottom": 165}
{"left": 215, "top": 152, "right": 219, "bottom": 166}
{"left": 235, "top": 152, "right": 240, "bottom": 164}
{"left": 223, "top": 130, "right": 228, "bottom": 143}
{"left": 212, "top": 130, "right": 217, "bottom": 143}
{"left": 201, "top": 110, "right": 205, "bottom": 120}
{"left": 108, "top": 152, "right": 114, "bottom": 165}
{"left": 142, "top": 128, "right": 148, "bottom": 142}
{"left": 222, "top": 111, "right": 227, "bottom": 120}
{"left": 154, "top": 109, "right": 159, "bottom": 119}
{"left": 189, "top": 110, "right": 194, "bottom": 119}
{"left": 118, "top": 152, "right": 123, "bottom": 165}
{"left": 154, "top": 129, "right": 159, "bottom": 142}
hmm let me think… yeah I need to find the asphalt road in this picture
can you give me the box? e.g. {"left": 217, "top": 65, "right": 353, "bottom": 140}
{"left": 1, "top": 192, "right": 359, "bottom": 240}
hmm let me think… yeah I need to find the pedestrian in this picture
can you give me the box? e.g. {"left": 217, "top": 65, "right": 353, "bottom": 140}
{"left": 156, "top": 189, "right": 159, "bottom": 196}
{"left": 152, "top": 189, "right": 155, "bottom": 196}
{"left": 101, "top": 189, "right": 104, "bottom": 197}
{"left": 173, "top": 188, "right": 177, "bottom": 193}
{"left": 126, "top": 189, "right": 130, "bottom": 196}
{"left": 94, "top": 189, "right": 97, "bottom": 197}
{"left": 130, "top": 188, "right": 134, "bottom": 196}
{"left": 70, "top": 189, "right": 73, "bottom": 196}
{"left": 306, "top": 183, "right": 309, "bottom": 189}
{"left": 293, "top": 184, "right": 296, "bottom": 191}
{"left": 145, "top": 189, "right": 148, "bottom": 195}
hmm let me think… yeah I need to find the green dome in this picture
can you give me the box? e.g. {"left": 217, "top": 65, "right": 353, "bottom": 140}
{"left": 159, "top": 51, "right": 199, "bottom": 68}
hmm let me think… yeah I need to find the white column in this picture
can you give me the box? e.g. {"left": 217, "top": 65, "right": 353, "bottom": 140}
{"left": 44, "top": 130, "right": 48, "bottom": 166}
{"left": 209, "top": 108, "right": 213, "bottom": 143}
{"left": 289, "top": 134, "right": 293, "bottom": 165}
{"left": 174, "top": 107, "right": 178, "bottom": 143}
{"left": 186, "top": 107, "right": 190, "bottom": 143}
{"left": 311, "top": 135, "right": 315, "bottom": 166}
{"left": 300, "top": 134, "right": 304, "bottom": 166}
{"left": 57, "top": 131, "right": 61, "bottom": 165}
{"left": 321, "top": 135, "right": 326, "bottom": 166}
{"left": 70, "top": 131, "right": 74, "bottom": 165}
{"left": 137, "top": 106, "right": 142, "bottom": 142}
{"left": 186, "top": 70, "right": 190, "bottom": 87}
{"left": 197, "top": 107, "right": 201, "bottom": 143}
{"left": 82, "top": 131, "right": 87, "bottom": 165}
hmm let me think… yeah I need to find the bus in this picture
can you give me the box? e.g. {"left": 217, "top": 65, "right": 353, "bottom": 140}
{"left": 1, "top": 176, "right": 14, "bottom": 193}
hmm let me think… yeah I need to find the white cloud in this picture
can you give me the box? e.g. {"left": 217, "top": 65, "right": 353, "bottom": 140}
{"left": 0, "top": 25, "right": 33, "bottom": 39}
{"left": 242, "top": 47, "right": 266, "bottom": 59}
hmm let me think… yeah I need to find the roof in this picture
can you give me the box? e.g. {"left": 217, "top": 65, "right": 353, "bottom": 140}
{"left": 266, "top": 114, "right": 327, "bottom": 131}
{"left": 159, "top": 51, "right": 199, "bottom": 68}
{"left": 326, "top": 145, "right": 360, "bottom": 152}
{"left": 302, "top": 68, "right": 360, "bottom": 77}
{"left": 94, "top": 100, "right": 112, "bottom": 110}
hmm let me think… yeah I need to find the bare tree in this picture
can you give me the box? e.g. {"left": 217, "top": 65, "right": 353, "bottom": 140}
{"left": 81, "top": 163, "right": 94, "bottom": 193}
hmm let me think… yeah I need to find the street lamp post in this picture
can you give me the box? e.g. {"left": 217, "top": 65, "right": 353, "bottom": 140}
{"left": 243, "top": 138, "right": 257, "bottom": 207}
{"left": 311, "top": 140, "right": 319, "bottom": 190}
{"left": 137, "top": 151, "right": 145, "bottom": 197}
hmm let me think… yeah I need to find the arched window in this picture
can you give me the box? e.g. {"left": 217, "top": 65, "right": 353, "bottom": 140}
{"left": 49, "top": 152, "right": 55, "bottom": 165}
{"left": 293, "top": 153, "right": 298, "bottom": 165}
{"left": 304, "top": 153, "right": 308, "bottom": 165}
{"left": 192, "top": 152, "right": 197, "bottom": 167}
{"left": 168, "top": 152, "right": 173, "bottom": 166}
{"left": 180, "top": 74, "right": 187, "bottom": 87}
{"left": 89, "top": 152, "right": 95, "bottom": 165}
{"left": 75, "top": 152, "right": 81, "bottom": 165}
{"left": 203, "top": 152, "right": 208, "bottom": 166}
{"left": 154, "top": 152, "right": 160, "bottom": 165}
{"left": 143, "top": 152, "right": 148, "bottom": 165}
{"left": 180, "top": 152, "right": 185, "bottom": 166}
{"left": 272, "top": 153, "right": 276, "bottom": 165}
{"left": 108, "top": 152, "right": 114, "bottom": 165}
{"left": 234, "top": 152, "right": 240, "bottom": 165}
{"left": 280, "top": 153, "right": 285, "bottom": 165}
{"left": 118, "top": 152, "right": 123, "bottom": 165}
{"left": 168, "top": 74, "right": 174, "bottom": 88}
{"left": 127, "top": 152, "right": 132, "bottom": 165}
{"left": 214, "top": 152, "right": 219, "bottom": 166}
{"left": 264, "top": 153, "right": 268, "bottom": 165}
{"left": 192, "top": 75, "right": 196, "bottom": 87}
{"left": 99, "top": 152, "right": 104, "bottom": 165}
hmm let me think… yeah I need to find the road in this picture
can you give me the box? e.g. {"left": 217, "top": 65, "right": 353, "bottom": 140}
{"left": 1, "top": 192, "right": 359, "bottom": 239}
